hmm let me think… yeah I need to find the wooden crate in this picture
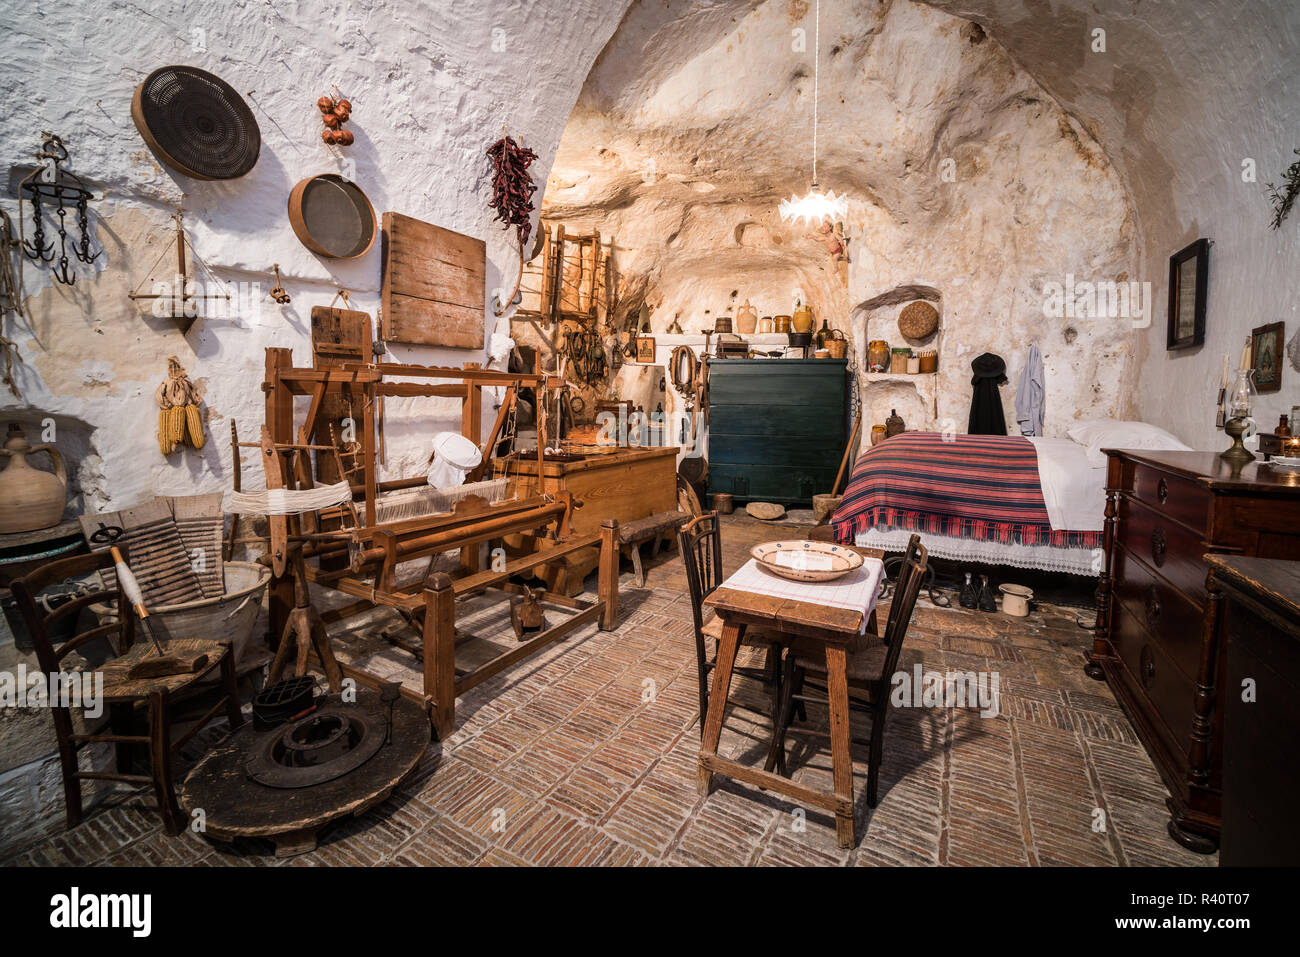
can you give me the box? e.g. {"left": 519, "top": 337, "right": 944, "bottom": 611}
{"left": 501, "top": 445, "right": 678, "bottom": 594}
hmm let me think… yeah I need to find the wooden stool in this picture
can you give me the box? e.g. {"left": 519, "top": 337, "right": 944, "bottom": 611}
{"left": 618, "top": 510, "right": 690, "bottom": 587}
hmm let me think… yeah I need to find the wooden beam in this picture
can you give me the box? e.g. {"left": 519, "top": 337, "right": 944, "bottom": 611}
{"left": 454, "top": 603, "right": 602, "bottom": 696}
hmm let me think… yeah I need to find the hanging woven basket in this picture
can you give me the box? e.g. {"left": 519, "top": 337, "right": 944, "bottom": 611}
{"left": 898, "top": 300, "right": 939, "bottom": 340}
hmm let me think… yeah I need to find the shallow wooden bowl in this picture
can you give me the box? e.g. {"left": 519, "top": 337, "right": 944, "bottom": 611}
{"left": 750, "top": 540, "right": 864, "bottom": 582}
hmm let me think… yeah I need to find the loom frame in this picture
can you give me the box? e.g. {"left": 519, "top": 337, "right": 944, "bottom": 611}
{"left": 259, "top": 347, "right": 619, "bottom": 739}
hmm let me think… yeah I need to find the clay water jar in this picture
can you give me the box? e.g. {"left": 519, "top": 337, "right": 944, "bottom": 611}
{"left": 0, "top": 423, "right": 68, "bottom": 534}
{"left": 792, "top": 305, "right": 814, "bottom": 334}
{"left": 867, "top": 339, "right": 890, "bottom": 372}
{"left": 736, "top": 300, "right": 758, "bottom": 335}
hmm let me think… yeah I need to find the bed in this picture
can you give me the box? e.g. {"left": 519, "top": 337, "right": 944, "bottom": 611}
{"left": 830, "top": 431, "right": 1110, "bottom": 575}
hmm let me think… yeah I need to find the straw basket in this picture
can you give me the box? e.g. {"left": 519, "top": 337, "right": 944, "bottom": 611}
{"left": 898, "top": 301, "right": 939, "bottom": 339}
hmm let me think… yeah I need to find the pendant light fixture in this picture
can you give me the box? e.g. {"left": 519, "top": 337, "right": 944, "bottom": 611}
{"left": 779, "top": 0, "right": 848, "bottom": 225}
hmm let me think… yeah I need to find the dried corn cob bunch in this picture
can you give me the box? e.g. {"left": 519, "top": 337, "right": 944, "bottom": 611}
{"left": 155, "top": 356, "right": 205, "bottom": 455}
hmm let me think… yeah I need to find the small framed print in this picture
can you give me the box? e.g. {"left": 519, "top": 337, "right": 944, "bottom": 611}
{"left": 1251, "top": 321, "right": 1284, "bottom": 393}
{"left": 635, "top": 336, "right": 656, "bottom": 363}
{"left": 1166, "top": 238, "right": 1209, "bottom": 350}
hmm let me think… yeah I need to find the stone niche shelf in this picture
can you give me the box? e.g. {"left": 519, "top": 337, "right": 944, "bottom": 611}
{"left": 860, "top": 370, "right": 940, "bottom": 433}
{"left": 862, "top": 371, "right": 938, "bottom": 381}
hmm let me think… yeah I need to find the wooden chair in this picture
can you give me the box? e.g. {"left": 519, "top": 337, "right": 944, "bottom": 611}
{"left": 11, "top": 549, "right": 244, "bottom": 834}
{"left": 767, "top": 534, "right": 928, "bottom": 807}
{"left": 680, "top": 511, "right": 787, "bottom": 744}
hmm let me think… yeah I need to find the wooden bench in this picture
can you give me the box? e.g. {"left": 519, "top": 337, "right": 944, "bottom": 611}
{"left": 618, "top": 510, "right": 690, "bottom": 587}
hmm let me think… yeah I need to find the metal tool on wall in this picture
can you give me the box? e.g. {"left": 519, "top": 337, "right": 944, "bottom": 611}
{"left": 18, "top": 134, "right": 101, "bottom": 285}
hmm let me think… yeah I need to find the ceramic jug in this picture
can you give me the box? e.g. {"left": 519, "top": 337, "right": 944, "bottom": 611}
{"left": 0, "top": 423, "right": 68, "bottom": 533}
{"left": 792, "top": 304, "right": 814, "bottom": 334}
{"left": 867, "top": 340, "right": 890, "bottom": 372}
{"left": 736, "top": 300, "right": 758, "bottom": 335}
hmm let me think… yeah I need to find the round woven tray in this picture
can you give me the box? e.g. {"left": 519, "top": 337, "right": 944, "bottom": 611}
{"left": 132, "top": 66, "right": 260, "bottom": 180}
{"left": 898, "top": 301, "right": 939, "bottom": 339}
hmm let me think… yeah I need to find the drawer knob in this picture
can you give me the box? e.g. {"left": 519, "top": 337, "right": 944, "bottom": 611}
{"left": 1157, "top": 478, "right": 1169, "bottom": 504}
{"left": 1140, "top": 645, "right": 1156, "bottom": 688}
{"left": 1144, "top": 586, "right": 1162, "bottom": 627}
{"left": 1151, "top": 526, "right": 1168, "bottom": 567}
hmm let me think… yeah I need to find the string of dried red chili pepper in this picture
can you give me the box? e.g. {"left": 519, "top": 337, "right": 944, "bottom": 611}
{"left": 486, "top": 136, "right": 539, "bottom": 247}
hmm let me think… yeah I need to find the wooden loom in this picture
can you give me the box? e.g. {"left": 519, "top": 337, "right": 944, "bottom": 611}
{"left": 257, "top": 347, "right": 619, "bottom": 739}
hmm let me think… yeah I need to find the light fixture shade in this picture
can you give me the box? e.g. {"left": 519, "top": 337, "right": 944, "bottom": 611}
{"left": 778, "top": 188, "right": 848, "bottom": 225}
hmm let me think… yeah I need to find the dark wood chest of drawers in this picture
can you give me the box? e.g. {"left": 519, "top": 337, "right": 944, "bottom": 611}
{"left": 1087, "top": 450, "right": 1300, "bottom": 852}
{"left": 1205, "top": 555, "right": 1300, "bottom": 865}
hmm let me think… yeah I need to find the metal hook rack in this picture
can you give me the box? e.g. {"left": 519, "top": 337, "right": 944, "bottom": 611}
{"left": 18, "top": 133, "right": 102, "bottom": 285}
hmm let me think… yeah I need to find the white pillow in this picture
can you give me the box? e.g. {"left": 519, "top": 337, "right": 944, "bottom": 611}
{"left": 1066, "top": 420, "right": 1193, "bottom": 468}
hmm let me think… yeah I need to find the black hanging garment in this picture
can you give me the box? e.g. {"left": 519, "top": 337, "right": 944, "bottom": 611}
{"left": 968, "top": 352, "right": 1008, "bottom": 435}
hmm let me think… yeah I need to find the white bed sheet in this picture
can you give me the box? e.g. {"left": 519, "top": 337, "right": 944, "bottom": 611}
{"left": 1027, "top": 436, "right": 1106, "bottom": 532}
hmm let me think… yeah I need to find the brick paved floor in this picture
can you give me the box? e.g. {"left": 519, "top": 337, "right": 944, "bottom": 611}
{"left": 3, "top": 514, "right": 1217, "bottom": 867}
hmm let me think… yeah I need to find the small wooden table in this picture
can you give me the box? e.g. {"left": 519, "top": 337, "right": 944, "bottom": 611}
{"left": 698, "top": 567, "right": 881, "bottom": 847}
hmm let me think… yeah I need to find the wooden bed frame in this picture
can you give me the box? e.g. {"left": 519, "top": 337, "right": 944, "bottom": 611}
{"left": 258, "top": 347, "right": 619, "bottom": 739}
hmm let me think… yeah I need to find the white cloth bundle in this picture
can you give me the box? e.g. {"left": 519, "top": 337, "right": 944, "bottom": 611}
{"left": 227, "top": 480, "right": 353, "bottom": 516}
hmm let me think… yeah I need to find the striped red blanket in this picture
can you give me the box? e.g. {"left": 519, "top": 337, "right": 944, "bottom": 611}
{"left": 831, "top": 432, "right": 1102, "bottom": 549}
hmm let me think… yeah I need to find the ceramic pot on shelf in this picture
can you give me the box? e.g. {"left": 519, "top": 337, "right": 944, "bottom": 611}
{"left": 870, "top": 425, "right": 888, "bottom": 446}
{"left": 792, "top": 304, "right": 814, "bottom": 334}
{"left": 885, "top": 409, "right": 906, "bottom": 437}
{"left": 736, "top": 300, "right": 758, "bottom": 335}
{"left": 757, "top": 316, "right": 774, "bottom": 334}
{"left": 867, "top": 339, "right": 890, "bottom": 372}
{"left": 774, "top": 315, "right": 792, "bottom": 334}
{"left": 0, "top": 423, "right": 68, "bottom": 534}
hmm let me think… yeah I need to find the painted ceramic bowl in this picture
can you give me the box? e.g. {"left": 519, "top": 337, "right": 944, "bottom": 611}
{"left": 750, "top": 540, "right": 864, "bottom": 582}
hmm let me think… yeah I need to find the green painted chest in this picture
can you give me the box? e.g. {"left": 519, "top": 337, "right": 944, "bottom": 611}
{"left": 706, "top": 358, "right": 848, "bottom": 506}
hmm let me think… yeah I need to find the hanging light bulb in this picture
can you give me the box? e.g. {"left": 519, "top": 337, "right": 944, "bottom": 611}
{"left": 779, "top": 0, "right": 845, "bottom": 225}
{"left": 779, "top": 186, "right": 848, "bottom": 225}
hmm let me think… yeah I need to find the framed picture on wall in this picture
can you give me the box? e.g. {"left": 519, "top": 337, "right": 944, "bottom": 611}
{"left": 1251, "top": 321, "right": 1284, "bottom": 393}
{"left": 635, "top": 336, "right": 656, "bottom": 363}
{"left": 1166, "top": 238, "right": 1209, "bottom": 350}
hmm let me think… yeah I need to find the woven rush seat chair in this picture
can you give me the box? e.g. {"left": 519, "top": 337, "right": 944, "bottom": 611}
{"left": 680, "top": 511, "right": 790, "bottom": 746}
{"left": 12, "top": 549, "right": 244, "bottom": 834}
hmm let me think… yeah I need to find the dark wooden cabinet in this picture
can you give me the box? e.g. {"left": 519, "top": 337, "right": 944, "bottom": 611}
{"left": 706, "top": 358, "right": 847, "bottom": 506}
{"left": 1205, "top": 555, "right": 1300, "bottom": 866}
{"left": 1087, "top": 450, "right": 1300, "bottom": 852}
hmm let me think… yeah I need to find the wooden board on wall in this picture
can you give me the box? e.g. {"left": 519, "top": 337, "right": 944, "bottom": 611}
{"left": 380, "top": 211, "right": 485, "bottom": 349}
